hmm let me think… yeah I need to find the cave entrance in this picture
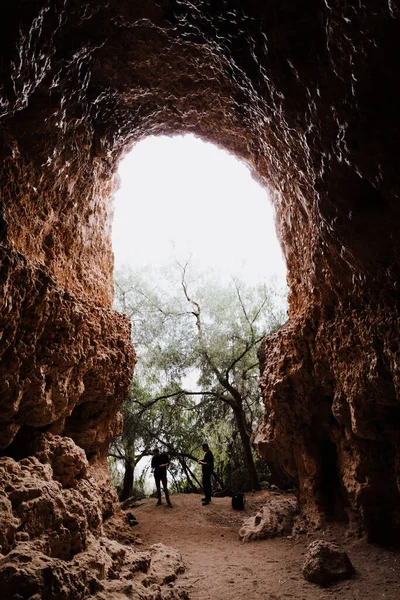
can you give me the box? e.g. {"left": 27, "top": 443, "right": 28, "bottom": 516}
{"left": 110, "top": 133, "right": 288, "bottom": 499}
{"left": 318, "top": 440, "right": 349, "bottom": 523}
{"left": 112, "top": 134, "right": 287, "bottom": 285}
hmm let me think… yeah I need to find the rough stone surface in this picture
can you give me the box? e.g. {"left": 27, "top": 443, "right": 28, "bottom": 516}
{"left": 302, "top": 540, "right": 355, "bottom": 586}
{"left": 239, "top": 497, "right": 298, "bottom": 542}
{"left": 0, "top": 246, "right": 134, "bottom": 455}
{"left": 1, "top": 0, "right": 400, "bottom": 595}
{"left": 0, "top": 434, "right": 109, "bottom": 558}
{"left": 143, "top": 544, "right": 186, "bottom": 587}
{"left": 0, "top": 435, "right": 187, "bottom": 598}
{"left": 0, "top": 538, "right": 187, "bottom": 600}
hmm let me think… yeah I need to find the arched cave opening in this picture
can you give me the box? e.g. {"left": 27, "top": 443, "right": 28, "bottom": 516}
{"left": 1, "top": 7, "right": 400, "bottom": 599}
{"left": 110, "top": 132, "right": 289, "bottom": 497}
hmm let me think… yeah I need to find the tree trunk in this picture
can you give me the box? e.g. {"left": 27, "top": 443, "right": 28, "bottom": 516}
{"left": 184, "top": 459, "right": 203, "bottom": 490}
{"left": 120, "top": 461, "right": 134, "bottom": 501}
{"left": 233, "top": 406, "right": 260, "bottom": 491}
{"left": 171, "top": 471, "right": 181, "bottom": 493}
{"left": 178, "top": 457, "right": 199, "bottom": 492}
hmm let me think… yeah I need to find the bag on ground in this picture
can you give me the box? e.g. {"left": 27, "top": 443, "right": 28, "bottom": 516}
{"left": 127, "top": 512, "right": 139, "bottom": 526}
{"left": 231, "top": 492, "right": 245, "bottom": 510}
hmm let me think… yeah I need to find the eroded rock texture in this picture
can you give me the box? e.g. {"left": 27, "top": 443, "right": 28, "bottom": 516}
{"left": 1, "top": 0, "right": 400, "bottom": 595}
{"left": 0, "top": 434, "right": 187, "bottom": 599}
{"left": 239, "top": 496, "right": 298, "bottom": 542}
{"left": 302, "top": 540, "right": 355, "bottom": 586}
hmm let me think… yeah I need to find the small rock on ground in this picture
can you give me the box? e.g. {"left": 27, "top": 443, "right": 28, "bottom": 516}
{"left": 302, "top": 540, "right": 355, "bottom": 586}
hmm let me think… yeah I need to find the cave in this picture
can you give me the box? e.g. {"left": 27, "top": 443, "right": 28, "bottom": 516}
{"left": 1, "top": 1, "right": 400, "bottom": 597}
{"left": 316, "top": 439, "right": 348, "bottom": 523}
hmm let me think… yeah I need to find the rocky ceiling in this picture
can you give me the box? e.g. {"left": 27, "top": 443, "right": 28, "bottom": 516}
{"left": 0, "top": 0, "right": 400, "bottom": 596}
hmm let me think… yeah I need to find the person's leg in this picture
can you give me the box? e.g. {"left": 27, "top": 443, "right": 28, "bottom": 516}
{"left": 155, "top": 476, "right": 162, "bottom": 504}
{"left": 203, "top": 474, "right": 211, "bottom": 503}
{"left": 161, "top": 473, "right": 172, "bottom": 506}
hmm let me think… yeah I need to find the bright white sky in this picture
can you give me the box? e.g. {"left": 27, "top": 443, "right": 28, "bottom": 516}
{"left": 112, "top": 134, "right": 287, "bottom": 286}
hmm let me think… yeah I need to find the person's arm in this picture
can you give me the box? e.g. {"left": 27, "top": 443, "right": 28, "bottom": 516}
{"left": 159, "top": 453, "right": 169, "bottom": 467}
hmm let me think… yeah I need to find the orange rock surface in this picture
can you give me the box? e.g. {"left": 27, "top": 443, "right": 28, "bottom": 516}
{"left": 1, "top": 1, "right": 400, "bottom": 596}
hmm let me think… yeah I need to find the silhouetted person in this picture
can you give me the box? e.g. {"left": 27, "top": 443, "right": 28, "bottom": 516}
{"left": 151, "top": 448, "right": 172, "bottom": 507}
{"left": 198, "top": 442, "right": 214, "bottom": 505}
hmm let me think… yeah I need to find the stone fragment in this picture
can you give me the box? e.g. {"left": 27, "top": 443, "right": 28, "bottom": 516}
{"left": 0, "top": 489, "right": 20, "bottom": 554}
{"left": 0, "top": 544, "right": 89, "bottom": 600}
{"left": 36, "top": 434, "right": 88, "bottom": 488}
{"left": 0, "top": 534, "right": 187, "bottom": 599}
{"left": 302, "top": 540, "right": 355, "bottom": 586}
{"left": 144, "top": 543, "right": 185, "bottom": 586}
{"left": 239, "top": 497, "right": 298, "bottom": 542}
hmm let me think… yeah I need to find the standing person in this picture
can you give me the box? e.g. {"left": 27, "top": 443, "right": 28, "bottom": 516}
{"left": 151, "top": 448, "right": 172, "bottom": 507}
{"left": 198, "top": 442, "right": 214, "bottom": 505}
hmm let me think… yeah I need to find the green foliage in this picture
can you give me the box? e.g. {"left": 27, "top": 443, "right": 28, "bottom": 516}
{"left": 107, "top": 456, "right": 123, "bottom": 489}
{"left": 110, "top": 262, "right": 287, "bottom": 496}
{"left": 132, "top": 468, "right": 148, "bottom": 500}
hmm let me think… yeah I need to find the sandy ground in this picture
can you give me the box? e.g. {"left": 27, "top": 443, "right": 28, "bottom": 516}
{"left": 119, "top": 492, "right": 400, "bottom": 600}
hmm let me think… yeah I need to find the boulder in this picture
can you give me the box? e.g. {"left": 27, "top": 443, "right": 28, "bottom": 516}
{"left": 302, "top": 540, "right": 355, "bottom": 586}
{"left": 239, "top": 497, "right": 298, "bottom": 542}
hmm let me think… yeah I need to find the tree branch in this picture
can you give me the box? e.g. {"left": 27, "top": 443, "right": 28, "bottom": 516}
{"left": 224, "top": 335, "right": 264, "bottom": 381}
{"left": 233, "top": 279, "right": 254, "bottom": 338}
{"left": 180, "top": 265, "right": 241, "bottom": 409}
{"left": 133, "top": 388, "right": 233, "bottom": 412}
{"left": 108, "top": 452, "right": 125, "bottom": 461}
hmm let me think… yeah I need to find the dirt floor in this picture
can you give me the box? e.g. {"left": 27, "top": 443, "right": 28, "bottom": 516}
{"left": 118, "top": 492, "right": 400, "bottom": 600}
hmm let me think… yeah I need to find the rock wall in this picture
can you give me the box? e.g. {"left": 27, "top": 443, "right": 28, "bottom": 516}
{"left": 1, "top": 0, "right": 400, "bottom": 594}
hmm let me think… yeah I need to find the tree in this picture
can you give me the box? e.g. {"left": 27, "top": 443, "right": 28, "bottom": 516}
{"left": 108, "top": 379, "right": 155, "bottom": 500}
{"left": 112, "top": 263, "right": 287, "bottom": 495}
{"left": 178, "top": 262, "right": 285, "bottom": 490}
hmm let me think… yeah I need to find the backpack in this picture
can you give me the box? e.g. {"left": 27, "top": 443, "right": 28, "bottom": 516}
{"left": 126, "top": 512, "right": 139, "bottom": 526}
{"left": 231, "top": 492, "right": 245, "bottom": 510}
